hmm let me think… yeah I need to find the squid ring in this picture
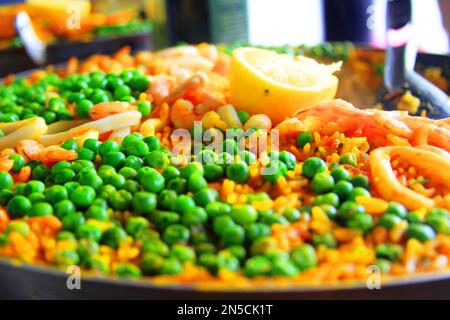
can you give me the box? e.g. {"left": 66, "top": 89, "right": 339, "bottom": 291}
{"left": 370, "top": 146, "right": 450, "bottom": 210}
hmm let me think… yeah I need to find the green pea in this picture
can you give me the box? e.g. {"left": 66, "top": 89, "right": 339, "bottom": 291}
{"left": 23, "top": 180, "right": 45, "bottom": 196}
{"left": 132, "top": 191, "right": 157, "bottom": 214}
{"left": 244, "top": 256, "right": 272, "bottom": 277}
{"left": 181, "top": 207, "right": 208, "bottom": 226}
{"left": 29, "top": 202, "right": 53, "bottom": 217}
{"left": 54, "top": 250, "right": 80, "bottom": 266}
{"left": 347, "top": 212, "right": 373, "bottom": 233}
{"left": 136, "top": 101, "right": 152, "bottom": 117}
{"left": 279, "top": 151, "right": 297, "bottom": 170}
{"left": 330, "top": 167, "right": 351, "bottom": 182}
{"left": 296, "top": 132, "right": 313, "bottom": 148}
{"left": 246, "top": 222, "right": 271, "bottom": 242}
{"left": 75, "top": 99, "right": 93, "bottom": 118}
{"left": 108, "top": 190, "right": 132, "bottom": 211}
{"left": 339, "top": 153, "right": 357, "bottom": 166}
{"left": 172, "top": 195, "right": 196, "bottom": 214}
{"left": 291, "top": 244, "right": 317, "bottom": 271}
{"left": 143, "top": 136, "right": 161, "bottom": 152}
{"left": 271, "top": 259, "right": 299, "bottom": 277}
{"left": 170, "top": 244, "right": 196, "bottom": 263}
{"left": 283, "top": 208, "right": 301, "bottom": 222}
{"left": 45, "top": 185, "right": 68, "bottom": 204}
{"left": 262, "top": 160, "right": 287, "bottom": 184}
{"left": 123, "top": 139, "right": 149, "bottom": 158}
{"left": 379, "top": 213, "right": 403, "bottom": 229}
{"left": 115, "top": 263, "right": 142, "bottom": 278}
{"left": 386, "top": 202, "right": 408, "bottom": 219}
{"left": 0, "top": 189, "right": 12, "bottom": 206}
{"left": 104, "top": 173, "right": 126, "bottom": 189}
{"left": 85, "top": 204, "right": 108, "bottom": 221}
{"left": 333, "top": 180, "right": 354, "bottom": 200}
{"left": 50, "top": 161, "right": 71, "bottom": 175}
{"left": 5, "top": 221, "right": 30, "bottom": 236}
{"left": 166, "top": 177, "right": 187, "bottom": 194}
{"left": 142, "top": 238, "right": 169, "bottom": 257}
{"left": 237, "top": 110, "right": 250, "bottom": 124}
{"left": 54, "top": 200, "right": 76, "bottom": 219}
{"left": 163, "top": 224, "right": 190, "bottom": 245}
{"left": 123, "top": 155, "right": 144, "bottom": 171}
{"left": 351, "top": 175, "right": 370, "bottom": 189}
{"left": 140, "top": 253, "right": 164, "bottom": 275}
{"left": 180, "top": 162, "right": 204, "bottom": 179}
{"left": 159, "top": 257, "right": 183, "bottom": 275}
{"left": 203, "top": 163, "right": 224, "bottom": 182}
{"left": 226, "top": 161, "right": 250, "bottom": 183}
{"left": 102, "top": 151, "right": 126, "bottom": 169}
{"left": 70, "top": 186, "right": 96, "bottom": 208}
{"left": 375, "top": 244, "right": 403, "bottom": 262}
{"left": 77, "top": 238, "right": 100, "bottom": 266}
{"left": 76, "top": 224, "right": 102, "bottom": 242}
{"left": 338, "top": 201, "right": 365, "bottom": 222}
{"left": 56, "top": 231, "right": 77, "bottom": 241}
{"left": 206, "top": 201, "right": 231, "bottom": 218}
{"left": 141, "top": 169, "right": 165, "bottom": 193}
{"left": 349, "top": 187, "right": 371, "bottom": 201}
{"left": 314, "top": 192, "right": 339, "bottom": 207}
{"left": 7, "top": 195, "right": 32, "bottom": 218}
{"left": 0, "top": 172, "right": 14, "bottom": 190}
{"left": 61, "top": 139, "right": 79, "bottom": 151}
{"left": 193, "top": 188, "right": 218, "bottom": 207}
{"left": 62, "top": 212, "right": 86, "bottom": 232}
{"left": 54, "top": 168, "right": 76, "bottom": 184}
{"left": 101, "top": 227, "right": 127, "bottom": 248}
{"left": 311, "top": 173, "right": 335, "bottom": 194}
{"left": 302, "top": 157, "right": 327, "bottom": 178}
{"left": 197, "top": 149, "right": 218, "bottom": 165}
{"left": 312, "top": 233, "right": 337, "bottom": 248}
{"left": 159, "top": 167, "right": 178, "bottom": 183}
{"left": 9, "top": 154, "right": 26, "bottom": 173}
{"left": 407, "top": 223, "right": 436, "bottom": 242}
{"left": 83, "top": 138, "right": 101, "bottom": 153}
{"left": 213, "top": 215, "right": 236, "bottom": 237}
{"left": 98, "top": 141, "right": 120, "bottom": 158}
{"left": 64, "top": 181, "right": 80, "bottom": 195}
{"left": 319, "top": 204, "right": 338, "bottom": 220}
{"left": 230, "top": 204, "right": 258, "bottom": 225}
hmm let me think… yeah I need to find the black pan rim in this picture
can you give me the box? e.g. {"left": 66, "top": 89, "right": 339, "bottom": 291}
{"left": 2, "top": 256, "right": 450, "bottom": 294}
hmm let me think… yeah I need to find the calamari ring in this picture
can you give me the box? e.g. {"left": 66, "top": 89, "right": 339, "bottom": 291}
{"left": 411, "top": 124, "right": 450, "bottom": 153}
{"left": 370, "top": 146, "right": 450, "bottom": 210}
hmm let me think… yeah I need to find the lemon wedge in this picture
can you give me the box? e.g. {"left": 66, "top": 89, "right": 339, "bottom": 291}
{"left": 229, "top": 48, "right": 342, "bottom": 124}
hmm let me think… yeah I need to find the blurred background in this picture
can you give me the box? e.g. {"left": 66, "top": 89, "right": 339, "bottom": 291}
{"left": 0, "top": 0, "right": 449, "bottom": 76}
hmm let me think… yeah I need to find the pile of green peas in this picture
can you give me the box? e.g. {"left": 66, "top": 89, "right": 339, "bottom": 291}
{"left": 0, "top": 69, "right": 151, "bottom": 125}
{"left": 0, "top": 127, "right": 449, "bottom": 279}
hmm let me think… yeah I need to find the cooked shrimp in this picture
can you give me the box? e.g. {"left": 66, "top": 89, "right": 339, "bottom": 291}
{"left": 278, "top": 99, "right": 450, "bottom": 151}
{"left": 147, "top": 74, "right": 176, "bottom": 106}
{"left": 164, "top": 72, "right": 208, "bottom": 105}
{"left": 154, "top": 46, "right": 200, "bottom": 59}
{"left": 370, "top": 146, "right": 450, "bottom": 210}
{"left": 170, "top": 99, "right": 206, "bottom": 129}
{"left": 16, "top": 139, "right": 77, "bottom": 165}
{"left": 291, "top": 100, "right": 412, "bottom": 147}
{"left": 0, "top": 157, "right": 14, "bottom": 172}
{"left": 89, "top": 102, "right": 136, "bottom": 120}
